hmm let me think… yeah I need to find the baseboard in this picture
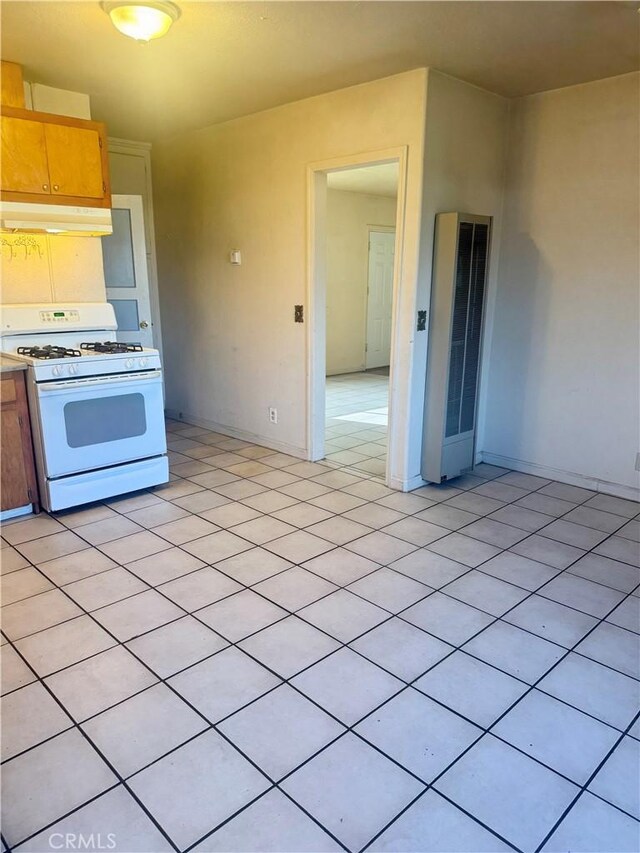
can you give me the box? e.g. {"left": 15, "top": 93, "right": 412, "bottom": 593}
{"left": 164, "top": 410, "right": 309, "bottom": 461}
{"left": 390, "top": 473, "right": 428, "bottom": 492}
{"left": 1, "top": 504, "right": 34, "bottom": 522}
{"left": 326, "top": 366, "right": 366, "bottom": 377}
{"left": 480, "top": 452, "right": 640, "bottom": 502}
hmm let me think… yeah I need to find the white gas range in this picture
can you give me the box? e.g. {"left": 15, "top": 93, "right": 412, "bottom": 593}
{"left": 1, "top": 303, "right": 169, "bottom": 512}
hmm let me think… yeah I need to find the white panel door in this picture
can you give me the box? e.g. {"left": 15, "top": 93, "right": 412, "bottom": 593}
{"left": 102, "top": 194, "right": 154, "bottom": 347}
{"left": 365, "top": 230, "right": 395, "bottom": 369}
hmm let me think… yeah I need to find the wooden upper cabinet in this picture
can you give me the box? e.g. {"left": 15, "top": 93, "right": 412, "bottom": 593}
{"left": 0, "top": 106, "right": 111, "bottom": 208}
{"left": 0, "top": 115, "right": 49, "bottom": 194}
{"left": 1, "top": 61, "right": 25, "bottom": 108}
{"left": 45, "top": 124, "right": 104, "bottom": 200}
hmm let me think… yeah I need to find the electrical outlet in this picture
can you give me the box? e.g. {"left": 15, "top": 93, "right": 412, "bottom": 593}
{"left": 269, "top": 407, "right": 278, "bottom": 424}
{"left": 635, "top": 452, "right": 640, "bottom": 472}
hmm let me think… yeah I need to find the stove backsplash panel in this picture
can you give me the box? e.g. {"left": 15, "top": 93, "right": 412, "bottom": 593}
{"left": 1, "top": 234, "right": 106, "bottom": 305}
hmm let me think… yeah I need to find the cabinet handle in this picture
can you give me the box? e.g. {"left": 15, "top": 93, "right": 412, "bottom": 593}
{"left": 42, "top": 184, "right": 49, "bottom": 191}
{"left": 53, "top": 184, "right": 60, "bottom": 191}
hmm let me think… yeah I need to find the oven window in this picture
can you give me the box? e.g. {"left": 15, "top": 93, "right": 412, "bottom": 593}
{"left": 64, "top": 394, "right": 147, "bottom": 448}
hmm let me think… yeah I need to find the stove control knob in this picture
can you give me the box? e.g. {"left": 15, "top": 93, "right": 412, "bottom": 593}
{"left": 52, "top": 365, "right": 62, "bottom": 377}
{"left": 68, "top": 364, "right": 79, "bottom": 376}
{"left": 125, "top": 358, "right": 135, "bottom": 369}
{"left": 139, "top": 357, "right": 149, "bottom": 368}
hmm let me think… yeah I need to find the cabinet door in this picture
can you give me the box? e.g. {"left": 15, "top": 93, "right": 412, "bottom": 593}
{"left": 0, "top": 115, "right": 50, "bottom": 194}
{"left": 45, "top": 123, "right": 104, "bottom": 200}
{"left": 0, "top": 374, "right": 38, "bottom": 512}
{"left": 1, "top": 407, "right": 31, "bottom": 510}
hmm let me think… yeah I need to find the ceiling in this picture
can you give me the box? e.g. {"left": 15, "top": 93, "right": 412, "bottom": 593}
{"left": 327, "top": 163, "right": 398, "bottom": 198}
{"left": 1, "top": 2, "right": 638, "bottom": 142}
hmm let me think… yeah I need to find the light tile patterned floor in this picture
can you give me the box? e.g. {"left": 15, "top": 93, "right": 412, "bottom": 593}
{"left": 1, "top": 418, "right": 639, "bottom": 853}
{"left": 325, "top": 372, "right": 389, "bottom": 478}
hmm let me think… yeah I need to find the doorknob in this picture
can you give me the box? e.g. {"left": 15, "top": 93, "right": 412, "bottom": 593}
{"left": 139, "top": 320, "right": 149, "bottom": 329}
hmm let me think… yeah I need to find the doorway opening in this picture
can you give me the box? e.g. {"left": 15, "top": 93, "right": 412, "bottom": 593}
{"left": 308, "top": 154, "right": 404, "bottom": 483}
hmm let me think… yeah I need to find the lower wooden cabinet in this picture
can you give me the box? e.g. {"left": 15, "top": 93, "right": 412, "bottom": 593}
{"left": 1, "top": 371, "right": 39, "bottom": 512}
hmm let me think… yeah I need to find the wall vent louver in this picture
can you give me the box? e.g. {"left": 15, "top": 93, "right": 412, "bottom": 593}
{"left": 422, "top": 213, "right": 491, "bottom": 484}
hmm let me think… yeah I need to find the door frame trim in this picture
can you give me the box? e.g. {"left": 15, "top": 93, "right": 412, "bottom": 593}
{"left": 106, "top": 193, "right": 154, "bottom": 346}
{"left": 107, "top": 139, "right": 164, "bottom": 360}
{"left": 306, "top": 146, "right": 408, "bottom": 487}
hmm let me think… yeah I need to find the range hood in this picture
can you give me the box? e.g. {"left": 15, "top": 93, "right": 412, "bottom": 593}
{"left": 0, "top": 201, "right": 112, "bottom": 237}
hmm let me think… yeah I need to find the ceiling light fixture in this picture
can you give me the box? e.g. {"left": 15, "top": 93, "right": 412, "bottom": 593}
{"left": 101, "top": 1, "right": 181, "bottom": 42}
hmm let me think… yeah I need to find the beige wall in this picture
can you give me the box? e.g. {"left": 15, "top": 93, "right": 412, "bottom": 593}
{"left": 415, "top": 70, "right": 509, "bottom": 484}
{"left": 326, "top": 189, "right": 396, "bottom": 375}
{"left": 481, "top": 72, "right": 640, "bottom": 496}
{"left": 1, "top": 235, "right": 105, "bottom": 304}
{"left": 152, "top": 70, "right": 427, "bottom": 459}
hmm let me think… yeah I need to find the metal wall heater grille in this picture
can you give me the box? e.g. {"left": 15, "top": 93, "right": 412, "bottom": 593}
{"left": 445, "top": 222, "right": 489, "bottom": 437}
{"left": 421, "top": 212, "right": 491, "bottom": 484}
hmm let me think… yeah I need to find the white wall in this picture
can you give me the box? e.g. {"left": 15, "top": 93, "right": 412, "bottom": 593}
{"left": 412, "top": 70, "right": 509, "bottom": 486}
{"left": 481, "top": 72, "right": 640, "bottom": 497}
{"left": 326, "top": 189, "right": 396, "bottom": 375}
{"left": 29, "top": 84, "right": 90, "bottom": 119}
{"left": 152, "top": 70, "right": 427, "bottom": 460}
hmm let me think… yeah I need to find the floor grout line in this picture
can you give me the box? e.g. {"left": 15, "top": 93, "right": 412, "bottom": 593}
{"left": 2, "top": 406, "right": 638, "bottom": 852}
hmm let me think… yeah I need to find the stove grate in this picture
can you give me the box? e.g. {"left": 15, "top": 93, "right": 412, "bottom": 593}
{"left": 80, "top": 341, "right": 144, "bottom": 354}
{"left": 17, "top": 346, "right": 82, "bottom": 360}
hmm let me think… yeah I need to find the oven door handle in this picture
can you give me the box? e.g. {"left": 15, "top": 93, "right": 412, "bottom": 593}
{"left": 38, "top": 370, "right": 163, "bottom": 393}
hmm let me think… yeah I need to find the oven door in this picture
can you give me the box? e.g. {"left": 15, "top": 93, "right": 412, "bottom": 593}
{"left": 35, "top": 370, "right": 166, "bottom": 478}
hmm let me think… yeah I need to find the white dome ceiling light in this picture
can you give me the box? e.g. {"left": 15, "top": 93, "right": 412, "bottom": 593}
{"left": 101, "top": 1, "right": 181, "bottom": 42}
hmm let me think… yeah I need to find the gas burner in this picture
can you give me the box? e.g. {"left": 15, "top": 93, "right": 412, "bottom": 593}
{"left": 80, "top": 341, "right": 144, "bottom": 354}
{"left": 17, "top": 345, "right": 82, "bottom": 360}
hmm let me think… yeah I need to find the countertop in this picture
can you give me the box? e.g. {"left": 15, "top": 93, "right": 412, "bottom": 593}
{"left": 0, "top": 356, "right": 28, "bottom": 373}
